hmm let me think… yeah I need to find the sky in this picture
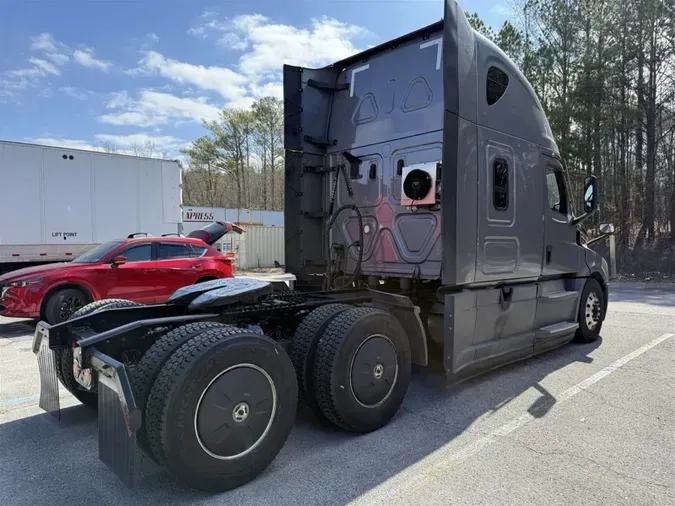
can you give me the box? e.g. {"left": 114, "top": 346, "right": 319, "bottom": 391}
{"left": 0, "top": 0, "right": 510, "bottom": 157}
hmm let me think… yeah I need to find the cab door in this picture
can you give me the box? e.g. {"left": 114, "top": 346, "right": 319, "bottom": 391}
{"left": 542, "top": 157, "right": 582, "bottom": 276}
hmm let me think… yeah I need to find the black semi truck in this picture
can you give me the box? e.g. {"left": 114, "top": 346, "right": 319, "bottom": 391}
{"left": 32, "top": 0, "right": 612, "bottom": 493}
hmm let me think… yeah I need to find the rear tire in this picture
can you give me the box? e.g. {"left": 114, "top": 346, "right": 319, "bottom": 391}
{"left": 145, "top": 326, "right": 297, "bottom": 492}
{"left": 289, "top": 304, "right": 351, "bottom": 410}
{"left": 56, "top": 298, "right": 142, "bottom": 408}
{"left": 573, "top": 278, "right": 605, "bottom": 343}
{"left": 130, "top": 321, "right": 229, "bottom": 461}
{"left": 312, "top": 307, "right": 411, "bottom": 433}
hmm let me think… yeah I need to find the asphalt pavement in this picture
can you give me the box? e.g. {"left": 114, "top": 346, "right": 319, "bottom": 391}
{"left": 0, "top": 282, "right": 673, "bottom": 506}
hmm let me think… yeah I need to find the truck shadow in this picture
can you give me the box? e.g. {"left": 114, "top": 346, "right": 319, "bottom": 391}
{"left": 0, "top": 338, "right": 601, "bottom": 506}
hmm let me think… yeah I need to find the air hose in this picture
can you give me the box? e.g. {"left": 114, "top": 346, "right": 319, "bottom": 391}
{"left": 324, "top": 161, "right": 363, "bottom": 290}
{"left": 324, "top": 204, "right": 364, "bottom": 290}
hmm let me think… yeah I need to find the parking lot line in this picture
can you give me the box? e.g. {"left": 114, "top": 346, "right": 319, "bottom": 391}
{"left": 0, "top": 394, "right": 40, "bottom": 406}
{"left": 351, "top": 332, "right": 675, "bottom": 505}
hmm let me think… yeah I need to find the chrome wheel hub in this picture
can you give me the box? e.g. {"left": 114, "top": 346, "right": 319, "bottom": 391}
{"left": 585, "top": 291, "right": 602, "bottom": 330}
{"left": 232, "top": 402, "right": 250, "bottom": 423}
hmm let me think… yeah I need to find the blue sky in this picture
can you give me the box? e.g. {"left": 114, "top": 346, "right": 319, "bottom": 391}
{"left": 0, "top": 0, "right": 509, "bottom": 156}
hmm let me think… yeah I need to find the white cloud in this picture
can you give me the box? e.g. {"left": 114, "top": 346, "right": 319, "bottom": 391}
{"left": 94, "top": 133, "right": 182, "bottom": 152}
{"left": 30, "top": 33, "right": 61, "bottom": 52}
{"left": 250, "top": 81, "right": 283, "bottom": 99}
{"left": 145, "top": 13, "right": 368, "bottom": 110}
{"left": 234, "top": 15, "right": 367, "bottom": 81}
{"left": 189, "top": 13, "right": 367, "bottom": 83}
{"left": 30, "top": 137, "right": 102, "bottom": 151}
{"left": 99, "top": 90, "right": 221, "bottom": 127}
{"left": 28, "top": 57, "right": 61, "bottom": 76}
{"left": 30, "top": 34, "right": 70, "bottom": 67}
{"left": 132, "top": 51, "right": 248, "bottom": 103}
{"left": 2, "top": 33, "right": 72, "bottom": 92}
{"left": 59, "top": 86, "right": 93, "bottom": 100}
{"left": 188, "top": 16, "right": 229, "bottom": 39}
{"left": 147, "top": 33, "right": 160, "bottom": 43}
{"left": 47, "top": 53, "right": 70, "bottom": 65}
{"left": 73, "top": 49, "right": 113, "bottom": 72}
{"left": 106, "top": 90, "right": 132, "bottom": 108}
{"left": 218, "top": 32, "right": 248, "bottom": 51}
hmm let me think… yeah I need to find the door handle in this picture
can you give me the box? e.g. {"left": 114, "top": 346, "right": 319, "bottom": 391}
{"left": 546, "top": 245, "right": 552, "bottom": 264}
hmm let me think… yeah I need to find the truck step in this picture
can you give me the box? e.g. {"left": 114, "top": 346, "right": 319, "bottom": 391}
{"left": 539, "top": 290, "right": 578, "bottom": 302}
{"left": 536, "top": 321, "right": 579, "bottom": 339}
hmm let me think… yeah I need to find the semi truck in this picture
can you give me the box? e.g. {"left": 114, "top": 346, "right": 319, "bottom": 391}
{"left": 0, "top": 140, "right": 182, "bottom": 274}
{"left": 32, "top": 0, "right": 613, "bottom": 494}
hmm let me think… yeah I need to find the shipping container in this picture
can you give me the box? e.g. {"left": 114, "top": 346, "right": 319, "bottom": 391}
{"left": 222, "top": 226, "right": 285, "bottom": 270}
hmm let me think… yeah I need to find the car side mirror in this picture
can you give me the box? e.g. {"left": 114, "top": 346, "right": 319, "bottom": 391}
{"left": 111, "top": 256, "right": 126, "bottom": 268}
{"left": 583, "top": 175, "right": 598, "bottom": 213}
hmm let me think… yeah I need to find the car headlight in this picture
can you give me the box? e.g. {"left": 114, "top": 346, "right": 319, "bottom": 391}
{"left": 5, "top": 279, "right": 43, "bottom": 289}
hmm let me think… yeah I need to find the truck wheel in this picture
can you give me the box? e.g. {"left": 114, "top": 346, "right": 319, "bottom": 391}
{"left": 312, "top": 307, "right": 411, "bottom": 433}
{"left": 56, "top": 298, "right": 142, "bottom": 408}
{"left": 44, "top": 287, "right": 90, "bottom": 324}
{"left": 573, "top": 278, "right": 605, "bottom": 343}
{"left": 145, "top": 326, "right": 298, "bottom": 492}
{"left": 130, "top": 321, "right": 229, "bottom": 462}
{"left": 289, "top": 303, "right": 351, "bottom": 410}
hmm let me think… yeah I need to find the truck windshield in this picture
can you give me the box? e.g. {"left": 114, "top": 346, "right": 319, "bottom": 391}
{"left": 71, "top": 240, "right": 125, "bottom": 264}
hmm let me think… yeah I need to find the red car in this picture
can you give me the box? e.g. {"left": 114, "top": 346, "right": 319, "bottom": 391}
{"left": 0, "top": 221, "right": 243, "bottom": 324}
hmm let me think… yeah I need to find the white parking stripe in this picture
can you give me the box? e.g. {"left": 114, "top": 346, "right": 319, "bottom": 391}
{"left": 351, "top": 332, "right": 675, "bottom": 505}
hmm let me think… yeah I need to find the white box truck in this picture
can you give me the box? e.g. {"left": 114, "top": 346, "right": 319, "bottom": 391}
{"left": 0, "top": 140, "right": 182, "bottom": 273}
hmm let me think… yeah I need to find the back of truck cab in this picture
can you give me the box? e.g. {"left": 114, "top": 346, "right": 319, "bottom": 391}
{"left": 284, "top": 0, "right": 609, "bottom": 384}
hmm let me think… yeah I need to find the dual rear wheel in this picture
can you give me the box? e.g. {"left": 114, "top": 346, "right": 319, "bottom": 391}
{"left": 290, "top": 304, "right": 412, "bottom": 433}
{"left": 140, "top": 304, "right": 412, "bottom": 492}
{"left": 143, "top": 325, "right": 298, "bottom": 492}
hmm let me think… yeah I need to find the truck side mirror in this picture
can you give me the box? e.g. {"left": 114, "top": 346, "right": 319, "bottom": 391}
{"left": 571, "top": 174, "right": 600, "bottom": 227}
{"left": 599, "top": 223, "right": 615, "bottom": 234}
{"left": 583, "top": 175, "right": 597, "bottom": 213}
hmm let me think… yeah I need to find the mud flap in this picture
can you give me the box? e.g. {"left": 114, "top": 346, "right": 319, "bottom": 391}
{"left": 33, "top": 324, "right": 61, "bottom": 418}
{"left": 98, "top": 377, "right": 139, "bottom": 488}
{"left": 90, "top": 350, "right": 143, "bottom": 488}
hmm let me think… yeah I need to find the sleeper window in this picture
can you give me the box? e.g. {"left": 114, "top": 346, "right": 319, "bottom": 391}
{"left": 486, "top": 66, "right": 509, "bottom": 106}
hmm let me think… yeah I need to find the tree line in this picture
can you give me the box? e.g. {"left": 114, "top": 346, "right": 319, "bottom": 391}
{"left": 180, "top": 96, "right": 284, "bottom": 212}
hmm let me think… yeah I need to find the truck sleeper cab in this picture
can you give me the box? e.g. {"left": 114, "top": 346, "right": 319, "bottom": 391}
{"left": 31, "top": 0, "right": 611, "bottom": 495}
{"left": 284, "top": 0, "right": 610, "bottom": 382}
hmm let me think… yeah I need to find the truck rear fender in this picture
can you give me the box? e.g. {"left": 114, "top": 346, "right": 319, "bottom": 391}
{"left": 366, "top": 288, "right": 428, "bottom": 367}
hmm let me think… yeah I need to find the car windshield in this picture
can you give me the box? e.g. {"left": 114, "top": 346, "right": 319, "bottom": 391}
{"left": 71, "top": 240, "right": 125, "bottom": 264}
